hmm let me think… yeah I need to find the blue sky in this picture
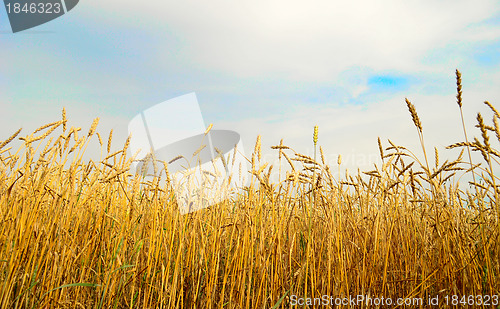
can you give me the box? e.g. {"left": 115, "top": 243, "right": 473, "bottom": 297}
{"left": 1, "top": 0, "right": 500, "bottom": 177}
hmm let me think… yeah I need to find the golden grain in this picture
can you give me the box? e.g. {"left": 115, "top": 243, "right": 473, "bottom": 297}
{"left": 73, "top": 127, "right": 81, "bottom": 141}
{"left": 192, "top": 144, "right": 206, "bottom": 158}
{"left": 493, "top": 116, "right": 500, "bottom": 142}
{"left": 38, "top": 121, "right": 62, "bottom": 140}
{"left": 103, "top": 150, "right": 123, "bottom": 161}
{"left": 256, "top": 162, "right": 268, "bottom": 175}
{"left": 278, "top": 139, "right": 284, "bottom": 160}
{"left": 68, "top": 137, "right": 84, "bottom": 154}
{"left": 265, "top": 164, "right": 273, "bottom": 182}
{"left": 161, "top": 160, "right": 171, "bottom": 184}
{"left": 168, "top": 155, "right": 183, "bottom": 164}
{"left": 456, "top": 69, "right": 463, "bottom": 108}
{"left": 255, "top": 135, "right": 262, "bottom": 162}
{"left": 231, "top": 143, "right": 238, "bottom": 167}
{"left": 378, "top": 137, "right": 384, "bottom": 160}
{"left": 204, "top": 123, "right": 213, "bottom": 136}
{"left": 434, "top": 147, "right": 439, "bottom": 168}
{"left": 87, "top": 118, "right": 99, "bottom": 137}
{"left": 477, "top": 113, "right": 491, "bottom": 150}
{"left": 33, "top": 120, "right": 61, "bottom": 135}
{"left": 484, "top": 101, "right": 500, "bottom": 118}
{"left": 313, "top": 125, "right": 318, "bottom": 146}
{"left": 96, "top": 132, "right": 103, "bottom": 147}
{"left": 122, "top": 134, "right": 131, "bottom": 155}
{"left": 140, "top": 153, "right": 151, "bottom": 176}
{"left": 0, "top": 128, "right": 22, "bottom": 151}
{"left": 62, "top": 107, "right": 67, "bottom": 132}
{"left": 214, "top": 147, "right": 227, "bottom": 170}
{"left": 405, "top": 98, "right": 422, "bottom": 132}
{"left": 107, "top": 129, "right": 113, "bottom": 153}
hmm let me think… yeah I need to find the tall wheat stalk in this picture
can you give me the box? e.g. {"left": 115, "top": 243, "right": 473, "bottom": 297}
{"left": 0, "top": 72, "right": 498, "bottom": 308}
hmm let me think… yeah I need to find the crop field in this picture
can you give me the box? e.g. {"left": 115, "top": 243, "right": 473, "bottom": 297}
{"left": 1, "top": 71, "right": 499, "bottom": 308}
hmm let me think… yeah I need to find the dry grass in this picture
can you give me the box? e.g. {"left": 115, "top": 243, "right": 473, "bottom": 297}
{"left": 1, "top": 72, "right": 499, "bottom": 308}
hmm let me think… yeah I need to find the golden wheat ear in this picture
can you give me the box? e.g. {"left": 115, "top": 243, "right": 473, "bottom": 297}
{"left": 0, "top": 128, "right": 22, "bottom": 151}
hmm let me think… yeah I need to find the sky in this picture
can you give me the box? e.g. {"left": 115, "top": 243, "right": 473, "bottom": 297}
{"left": 1, "top": 0, "right": 500, "bottom": 182}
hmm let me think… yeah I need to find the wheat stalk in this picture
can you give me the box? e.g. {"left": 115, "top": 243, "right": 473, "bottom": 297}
{"left": 255, "top": 135, "right": 262, "bottom": 162}
{"left": 378, "top": 137, "right": 384, "bottom": 161}
{"left": 477, "top": 113, "right": 491, "bottom": 151}
{"left": 484, "top": 101, "right": 500, "bottom": 118}
{"left": 493, "top": 116, "right": 500, "bottom": 143}
{"left": 0, "top": 128, "right": 22, "bottom": 151}
{"left": 204, "top": 123, "right": 213, "bottom": 136}
{"left": 33, "top": 121, "right": 61, "bottom": 135}
{"left": 405, "top": 98, "right": 423, "bottom": 133}
{"left": 456, "top": 69, "right": 463, "bottom": 108}
{"left": 193, "top": 144, "right": 206, "bottom": 158}
{"left": 168, "top": 155, "right": 183, "bottom": 164}
{"left": 87, "top": 118, "right": 99, "bottom": 137}
{"left": 96, "top": 132, "right": 103, "bottom": 147}
{"left": 107, "top": 129, "right": 113, "bottom": 153}
{"left": 1, "top": 72, "right": 499, "bottom": 308}
{"left": 455, "top": 69, "right": 478, "bottom": 194}
{"left": 62, "top": 107, "right": 67, "bottom": 132}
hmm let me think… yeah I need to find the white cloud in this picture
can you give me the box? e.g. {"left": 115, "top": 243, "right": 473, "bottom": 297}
{"left": 457, "top": 21, "right": 500, "bottom": 42}
{"left": 85, "top": 0, "right": 499, "bottom": 80}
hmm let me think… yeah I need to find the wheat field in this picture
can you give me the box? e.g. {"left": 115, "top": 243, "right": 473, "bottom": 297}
{"left": 1, "top": 71, "right": 499, "bottom": 308}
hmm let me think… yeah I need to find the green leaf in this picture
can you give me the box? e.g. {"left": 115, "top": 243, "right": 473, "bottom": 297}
{"left": 272, "top": 289, "right": 291, "bottom": 309}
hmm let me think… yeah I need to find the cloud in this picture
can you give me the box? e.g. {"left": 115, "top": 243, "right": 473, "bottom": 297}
{"left": 83, "top": 0, "right": 499, "bottom": 80}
